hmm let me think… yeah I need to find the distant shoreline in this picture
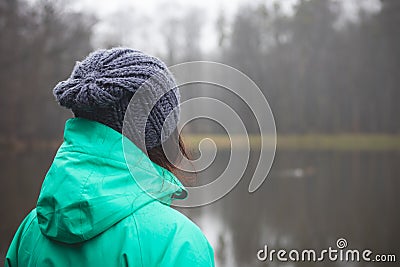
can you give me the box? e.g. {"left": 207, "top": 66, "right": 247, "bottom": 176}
{"left": 185, "top": 134, "right": 400, "bottom": 151}
{"left": 2, "top": 134, "right": 400, "bottom": 152}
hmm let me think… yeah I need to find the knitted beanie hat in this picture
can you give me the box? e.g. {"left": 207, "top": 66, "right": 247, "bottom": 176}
{"left": 53, "top": 47, "right": 180, "bottom": 150}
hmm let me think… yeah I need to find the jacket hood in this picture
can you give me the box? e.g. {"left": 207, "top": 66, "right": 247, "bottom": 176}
{"left": 36, "top": 118, "right": 186, "bottom": 244}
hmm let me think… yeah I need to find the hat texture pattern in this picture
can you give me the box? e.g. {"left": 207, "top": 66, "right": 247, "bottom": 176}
{"left": 53, "top": 47, "right": 180, "bottom": 150}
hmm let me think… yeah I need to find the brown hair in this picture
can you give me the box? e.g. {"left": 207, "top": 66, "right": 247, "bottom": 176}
{"left": 147, "top": 131, "right": 195, "bottom": 186}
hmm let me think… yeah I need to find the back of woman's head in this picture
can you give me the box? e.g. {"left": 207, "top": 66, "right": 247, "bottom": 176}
{"left": 53, "top": 47, "right": 188, "bottom": 182}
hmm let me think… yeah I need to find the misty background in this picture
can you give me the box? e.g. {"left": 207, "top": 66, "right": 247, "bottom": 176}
{"left": 1, "top": 0, "right": 399, "bottom": 266}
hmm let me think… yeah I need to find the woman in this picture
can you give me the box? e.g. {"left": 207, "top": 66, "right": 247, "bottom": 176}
{"left": 5, "top": 48, "right": 215, "bottom": 266}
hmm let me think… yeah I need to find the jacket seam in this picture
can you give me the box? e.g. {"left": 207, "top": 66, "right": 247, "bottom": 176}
{"left": 80, "top": 168, "right": 95, "bottom": 240}
{"left": 57, "top": 148, "right": 126, "bottom": 165}
{"left": 131, "top": 214, "right": 144, "bottom": 267}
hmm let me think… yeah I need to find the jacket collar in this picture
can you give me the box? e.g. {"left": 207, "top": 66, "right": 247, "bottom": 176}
{"left": 63, "top": 117, "right": 187, "bottom": 202}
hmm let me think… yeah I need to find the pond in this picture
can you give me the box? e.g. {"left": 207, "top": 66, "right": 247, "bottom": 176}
{"left": 1, "top": 148, "right": 399, "bottom": 266}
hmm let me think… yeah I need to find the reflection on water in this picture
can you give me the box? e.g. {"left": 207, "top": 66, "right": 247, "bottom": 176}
{"left": 179, "top": 150, "right": 400, "bottom": 267}
{"left": 198, "top": 208, "right": 237, "bottom": 267}
{"left": 1, "top": 149, "right": 399, "bottom": 266}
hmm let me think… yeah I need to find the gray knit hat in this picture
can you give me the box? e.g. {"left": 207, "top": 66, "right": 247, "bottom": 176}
{"left": 53, "top": 47, "right": 180, "bottom": 150}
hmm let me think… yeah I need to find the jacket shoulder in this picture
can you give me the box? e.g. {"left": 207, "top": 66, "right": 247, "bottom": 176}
{"left": 129, "top": 201, "right": 215, "bottom": 267}
{"left": 5, "top": 209, "right": 37, "bottom": 267}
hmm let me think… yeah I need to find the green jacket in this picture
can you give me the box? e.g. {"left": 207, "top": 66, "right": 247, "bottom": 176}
{"left": 5, "top": 118, "right": 214, "bottom": 267}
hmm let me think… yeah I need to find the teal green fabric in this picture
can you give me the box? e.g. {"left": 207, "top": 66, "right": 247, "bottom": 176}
{"left": 5, "top": 118, "right": 215, "bottom": 267}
